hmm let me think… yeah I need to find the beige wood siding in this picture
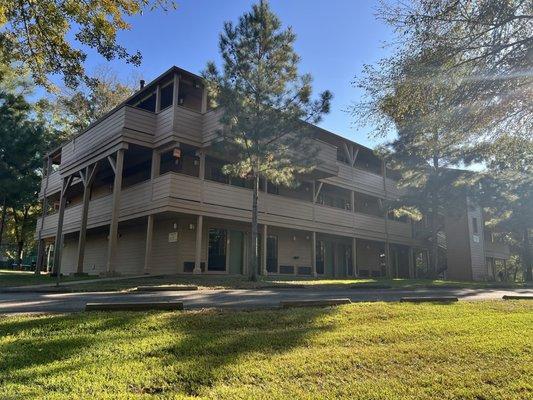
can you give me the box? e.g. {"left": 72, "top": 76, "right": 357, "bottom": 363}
{"left": 173, "top": 106, "right": 203, "bottom": 144}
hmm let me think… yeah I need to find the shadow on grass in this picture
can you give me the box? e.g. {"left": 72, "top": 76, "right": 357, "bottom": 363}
{"left": 133, "top": 307, "right": 336, "bottom": 396}
{"left": 0, "top": 306, "right": 338, "bottom": 397}
{"left": 0, "top": 312, "right": 148, "bottom": 383}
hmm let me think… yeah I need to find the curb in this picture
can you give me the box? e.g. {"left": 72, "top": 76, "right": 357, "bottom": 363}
{"left": 85, "top": 301, "right": 184, "bottom": 311}
{"left": 400, "top": 296, "right": 458, "bottom": 303}
{"left": 135, "top": 285, "right": 198, "bottom": 292}
{"left": 502, "top": 295, "right": 533, "bottom": 300}
{"left": 280, "top": 298, "right": 351, "bottom": 308}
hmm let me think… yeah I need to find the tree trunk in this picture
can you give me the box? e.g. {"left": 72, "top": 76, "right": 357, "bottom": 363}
{"left": 250, "top": 173, "right": 259, "bottom": 282}
{"left": 0, "top": 197, "right": 6, "bottom": 250}
{"left": 524, "top": 228, "right": 532, "bottom": 282}
{"left": 16, "top": 240, "right": 23, "bottom": 270}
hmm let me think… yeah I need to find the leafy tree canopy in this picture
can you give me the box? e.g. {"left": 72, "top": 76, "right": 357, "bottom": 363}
{"left": 0, "top": 0, "right": 175, "bottom": 89}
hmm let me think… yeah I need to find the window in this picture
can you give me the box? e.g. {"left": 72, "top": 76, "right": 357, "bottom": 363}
{"left": 337, "top": 146, "right": 350, "bottom": 164}
{"left": 135, "top": 92, "right": 156, "bottom": 112}
{"left": 205, "top": 157, "right": 229, "bottom": 184}
{"left": 159, "top": 83, "right": 173, "bottom": 110}
{"left": 159, "top": 150, "right": 199, "bottom": 177}
{"left": 472, "top": 217, "right": 479, "bottom": 234}
{"left": 208, "top": 228, "right": 227, "bottom": 271}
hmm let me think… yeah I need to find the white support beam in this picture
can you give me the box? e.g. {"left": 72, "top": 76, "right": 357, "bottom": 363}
{"left": 313, "top": 181, "right": 324, "bottom": 203}
{"left": 155, "top": 85, "right": 161, "bottom": 113}
{"left": 52, "top": 174, "right": 74, "bottom": 276}
{"left": 107, "top": 155, "right": 116, "bottom": 175}
{"left": 105, "top": 149, "right": 125, "bottom": 274}
{"left": 144, "top": 214, "right": 154, "bottom": 274}
{"left": 172, "top": 73, "right": 180, "bottom": 107}
{"left": 193, "top": 215, "right": 203, "bottom": 274}
{"left": 261, "top": 224, "right": 268, "bottom": 276}
{"left": 311, "top": 231, "right": 317, "bottom": 277}
{"left": 352, "top": 237, "right": 357, "bottom": 277}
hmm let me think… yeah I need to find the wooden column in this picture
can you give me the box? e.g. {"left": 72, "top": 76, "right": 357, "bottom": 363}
{"left": 350, "top": 190, "right": 355, "bottom": 213}
{"left": 193, "top": 215, "right": 203, "bottom": 274}
{"left": 172, "top": 73, "right": 180, "bottom": 106}
{"left": 52, "top": 175, "right": 73, "bottom": 276}
{"left": 261, "top": 224, "right": 268, "bottom": 275}
{"left": 197, "top": 150, "right": 206, "bottom": 180}
{"left": 106, "top": 149, "right": 125, "bottom": 274}
{"left": 36, "top": 157, "right": 52, "bottom": 273}
{"left": 155, "top": 85, "right": 161, "bottom": 113}
{"left": 201, "top": 86, "right": 208, "bottom": 113}
{"left": 408, "top": 247, "right": 415, "bottom": 278}
{"left": 352, "top": 237, "right": 357, "bottom": 277}
{"left": 311, "top": 231, "right": 317, "bottom": 277}
{"left": 143, "top": 214, "right": 154, "bottom": 274}
{"left": 76, "top": 162, "right": 98, "bottom": 274}
{"left": 151, "top": 149, "right": 161, "bottom": 178}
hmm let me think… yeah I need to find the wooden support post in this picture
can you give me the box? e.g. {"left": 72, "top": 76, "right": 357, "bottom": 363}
{"left": 106, "top": 149, "right": 125, "bottom": 274}
{"left": 172, "top": 73, "right": 180, "bottom": 106}
{"left": 194, "top": 215, "right": 203, "bottom": 274}
{"left": 52, "top": 175, "right": 73, "bottom": 276}
{"left": 352, "top": 237, "right": 357, "bottom": 277}
{"left": 76, "top": 163, "right": 98, "bottom": 274}
{"left": 155, "top": 85, "right": 161, "bottom": 113}
{"left": 197, "top": 150, "right": 206, "bottom": 180}
{"left": 408, "top": 247, "right": 415, "bottom": 278}
{"left": 201, "top": 86, "right": 208, "bottom": 113}
{"left": 144, "top": 214, "right": 154, "bottom": 274}
{"left": 350, "top": 190, "right": 355, "bottom": 213}
{"left": 36, "top": 157, "right": 52, "bottom": 273}
{"left": 261, "top": 224, "right": 268, "bottom": 275}
{"left": 151, "top": 149, "right": 160, "bottom": 179}
{"left": 311, "top": 231, "right": 317, "bottom": 277}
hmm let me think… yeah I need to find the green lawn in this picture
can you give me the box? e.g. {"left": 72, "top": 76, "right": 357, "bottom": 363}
{"left": 0, "top": 269, "right": 95, "bottom": 288}
{"left": 1, "top": 301, "right": 531, "bottom": 399}
{"left": 63, "top": 274, "right": 529, "bottom": 292}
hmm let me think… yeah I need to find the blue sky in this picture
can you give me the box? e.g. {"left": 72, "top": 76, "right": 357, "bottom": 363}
{"left": 66, "top": 0, "right": 395, "bottom": 148}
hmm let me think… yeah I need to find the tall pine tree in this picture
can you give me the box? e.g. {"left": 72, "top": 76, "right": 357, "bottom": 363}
{"left": 203, "top": 0, "right": 332, "bottom": 281}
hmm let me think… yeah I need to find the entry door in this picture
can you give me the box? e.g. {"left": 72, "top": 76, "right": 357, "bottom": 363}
{"left": 324, "top": 241, "right": 335, "bottom": 276}
{"left": 229, "top": 230, "right": 244, "bottom": 274}
{"left": 337, "top": 244, "right": 352, "bottom": 277}
{"left": 266, "top": 235, "right": 278, "bottom": 273}
{"left": 208, "top": 228, "right": 227, "bottom": 272}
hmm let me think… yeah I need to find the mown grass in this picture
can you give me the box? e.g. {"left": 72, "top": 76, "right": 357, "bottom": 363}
{"left": 0, "top": 269, "right": 95, "bottom": 288}
{"left": 62, "top": 274, "right": 529, "bottom": 292}
{"left": 1, "top": 301, "right": 531, "bottom": 399}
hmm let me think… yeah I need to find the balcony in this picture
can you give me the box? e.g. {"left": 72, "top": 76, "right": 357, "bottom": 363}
{"left": 60, "top": 105, "right": 156, "bottom": 172}
{"left": 39, "top": 169, "right": 62, "bottom": 198}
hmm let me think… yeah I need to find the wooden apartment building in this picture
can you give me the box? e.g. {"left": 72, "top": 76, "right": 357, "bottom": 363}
{"left": 35, "top": 66, "right": 510, "bottom": 281}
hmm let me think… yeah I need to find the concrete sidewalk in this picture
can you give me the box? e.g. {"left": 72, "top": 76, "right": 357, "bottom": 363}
{"left": 0, "top": 287, "right": 531, "bottom": 314}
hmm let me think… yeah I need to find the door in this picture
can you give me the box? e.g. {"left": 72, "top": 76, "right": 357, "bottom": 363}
{"left": 208, "top": 228, "right": 227, "bottom": 272}
{"left": 337, "top": 244, "right": 352, "bottom": 277}
{"left": 316, "top": 240, "right": 325, "bottom": 275}
{"left": 324, "top": 241, "right": 335, "bottom": 276}
{"left": 266, "top": 235, "right": 278, "bottom": 273}
{"left": 228, "top": 230, "right": 244, "bottom": 274}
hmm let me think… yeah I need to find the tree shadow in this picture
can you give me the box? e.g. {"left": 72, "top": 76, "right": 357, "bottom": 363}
{"left": 131, "top": 306, "right": 339, "bottom": 396}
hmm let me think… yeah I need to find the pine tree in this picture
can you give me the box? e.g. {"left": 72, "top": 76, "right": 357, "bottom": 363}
{"left": 203, "top": 0, "right": 332, "bottom": 281}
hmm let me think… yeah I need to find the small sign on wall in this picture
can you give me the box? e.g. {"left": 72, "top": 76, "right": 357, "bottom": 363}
{"left": 168, "top": 232, "right": 178, "bottom": 243}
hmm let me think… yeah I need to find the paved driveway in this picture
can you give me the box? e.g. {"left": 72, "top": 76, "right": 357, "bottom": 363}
{"left": 0, "top": 287, "right": 531, "bottom": 314}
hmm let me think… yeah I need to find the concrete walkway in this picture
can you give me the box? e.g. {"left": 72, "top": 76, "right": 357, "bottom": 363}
{"left": 0, "top": 287, "right": 531, "bottom": 314}
{"left": 0, "top": 274, "right": 151, "bottom": 291}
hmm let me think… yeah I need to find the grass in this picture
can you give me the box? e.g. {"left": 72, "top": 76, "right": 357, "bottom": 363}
{"left": 63, "top": 274, "right": 529, "bottom": 292}
{"left": 1, "top": 301, "right": 531, "bottom": 399}
{"left": 0, "top": 269, "right": 95, "bottom": 288}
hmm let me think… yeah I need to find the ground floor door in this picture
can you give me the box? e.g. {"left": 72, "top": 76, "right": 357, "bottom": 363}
{"left": 391, "top": 245, "right": 410, "bottom": 278}
{"left": 208, "top": 228, "right": 227, "bottom": 272}
{"left": 228, "top": 230, "right": 244, "bottom": 274}
{"left": 337, "top": 243, "right": 352, "bottom": 277}
{"left": 266, "top": 235, "right": 278, "bottom": 273}
{"left": 317, "top": 240, "right": 335, "bottom": 276}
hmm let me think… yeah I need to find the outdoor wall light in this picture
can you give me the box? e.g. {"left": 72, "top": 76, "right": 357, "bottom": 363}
{"left": 292, "top": 235, "right": 297, "bottom": 241}
{"left": 188, "top": 223, "right": 195, "bottom": 230}
{"left": 173, "top": 222, "right": 178, "bottom": 230}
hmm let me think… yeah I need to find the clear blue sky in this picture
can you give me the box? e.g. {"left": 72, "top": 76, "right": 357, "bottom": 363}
{"left": 74, "top": 0, "right": 395, "bottom": 148}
